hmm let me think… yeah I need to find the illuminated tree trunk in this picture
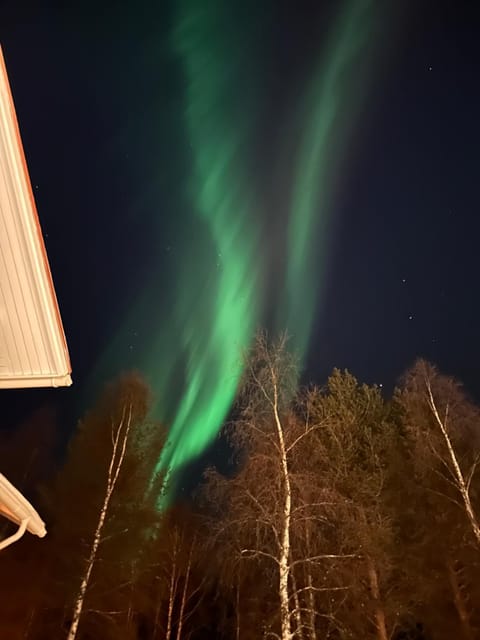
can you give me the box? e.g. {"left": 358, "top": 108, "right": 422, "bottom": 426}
{"left": 366, "top": 558, "right": 388, "bottom": 640}
{"left": 425, "top": 380, "right": 480, "bottom": 546}
{"left": 305, "top": 525, "right": 317, "bottom": 640}
{"left": 359, "top": 508, "right": 387, "bottom": 640}
{"left": 66, "top": 405, "right": 133, "bottom": 640}
{"left": 271, "top": 369, "right": 294, "bottom": 640}
{"left": 166, "top": 533, "right": 179, "bottom": 640}
{"left": 306, "top": 571, "right": 316, "bottom": 640}
{"left": 175, "top": 540, "right": 193, "bottom": 640}
{"left": 291, "top": 568, "right": 304, "bottom": 640}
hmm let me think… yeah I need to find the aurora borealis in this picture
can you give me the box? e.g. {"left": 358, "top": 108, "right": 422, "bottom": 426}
{"left": 151, "top": 1, "right": 262, "bottom": 472}
{"left": 277, "top": 0, "right": 378, "bottom": 363}
{"left": 89, "top": 0, "right": 382, "bottom": 498}
{"left": 3, "top": 0, "right": 480, "bottom": 523}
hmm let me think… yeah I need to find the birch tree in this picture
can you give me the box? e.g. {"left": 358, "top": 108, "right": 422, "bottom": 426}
{"left": 65, "top": 401, "right": 134, "bottom": 639}
{"left": 203, "top": 334, "right": 358, "bottom": 640}
{"left": 398, "top": 360, "right": 480, "bottom": 546}
{"left": 396, "top": 360, "right": 480, "bottom": 638}
{"left": 40, "top": 373, "right": 165, "bottom": 640}
{"left": 145, "top": 507, "right": 208, "bottom": 640}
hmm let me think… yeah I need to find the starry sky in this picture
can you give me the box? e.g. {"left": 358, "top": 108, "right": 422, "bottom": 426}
{"left": 2, "top": 0, "right": 480, "bottom": 448}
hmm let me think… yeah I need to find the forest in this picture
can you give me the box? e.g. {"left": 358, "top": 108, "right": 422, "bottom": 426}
{"left": 1, "top": 334, "right": 480, "bottom": 640}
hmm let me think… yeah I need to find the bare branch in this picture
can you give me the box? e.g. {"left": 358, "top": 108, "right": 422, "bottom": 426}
{"left": 240, "top": 548, "right": 280, "bottom": 565}
{"left": 291, "top": 554, "right": 359, "bottom": 568}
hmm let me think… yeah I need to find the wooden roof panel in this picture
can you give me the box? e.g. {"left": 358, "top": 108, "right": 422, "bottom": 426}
{"left": 0, "top": 46, "right": 71, "bottom": 389}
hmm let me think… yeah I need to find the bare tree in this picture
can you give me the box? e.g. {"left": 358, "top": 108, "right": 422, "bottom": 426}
{"left": 66, "top": 401, "right": 134, "bottom": 640}
{"left": 202, "top": 334, "right": 359, "bottom": 640}
{"left": 399, "top": 360, "right": 480, "bottom": 546}
{"left": 397, "top": 360, "right": 480, "bottom": 638}
{"left": 426, "top": 370, "right": 480, "bottom": 545}
{"left": 36, "top": 374, "right": 166, "bottom": 640}
{"left": 146, "top": 508, "right": 208, "bottom": 640}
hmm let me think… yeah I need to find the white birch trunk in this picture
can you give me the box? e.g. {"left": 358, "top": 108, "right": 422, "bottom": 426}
{"left": 166, "top": 531, "right": 179, "bottom": 640}
{"left": 305, "top": 525, "right": 317, "bottom": 640}
{"left": 290, "top": 569, "right": 304, "bottom": 640}
{"left": 175, "top": 539, "right": 193, "bottom": 640}
{"left": 271, "top": 371, "right": 294, "bottom": 640}
{"left": 66, "top": 405, "right": 132, "bottom": 640}
{"left": 306, "top": 570, "right": 316, "bottom": 640}
{"left": 426, "top": 381, "right": 480, "bottom": 545}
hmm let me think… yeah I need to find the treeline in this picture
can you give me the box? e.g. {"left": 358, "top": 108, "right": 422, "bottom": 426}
{"left": 1, "top": 335, "right": 480, "bottom": 639}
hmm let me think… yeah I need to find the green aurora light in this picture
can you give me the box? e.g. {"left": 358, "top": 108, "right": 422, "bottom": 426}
{"left": 90, "top": 0, "right": 382, "bottom": 501}
{"left": 151, "top": 0, "right": 263, "bottom": 476}
{"left": 280, "top": 0, "right": 378, "bottom": 361}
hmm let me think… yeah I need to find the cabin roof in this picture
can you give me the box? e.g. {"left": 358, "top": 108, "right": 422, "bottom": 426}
{"left": 0, "top": 46, "right": 71, "bottom": 389}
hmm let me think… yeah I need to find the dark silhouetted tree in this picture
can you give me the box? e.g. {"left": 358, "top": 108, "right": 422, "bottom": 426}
{"left": 35, "top": 373, "right": 166, "bottom": 640}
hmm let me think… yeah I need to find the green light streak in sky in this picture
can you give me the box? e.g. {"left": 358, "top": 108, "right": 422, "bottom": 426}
{"left": 90, "top": 0, "right": 380, "bottom": 501}
{"left": 152, "top": 0, "right": 377, "bottom": 494}
{"left": 151, "top": 0, "right": 261, "bottom": 480}
{"left": 280, "top": 0, "right": 377, "bottom": 360}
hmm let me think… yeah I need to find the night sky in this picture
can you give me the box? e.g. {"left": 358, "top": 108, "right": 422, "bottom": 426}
{"left": 2, "top": 1, "right": 480, "bottom": 457}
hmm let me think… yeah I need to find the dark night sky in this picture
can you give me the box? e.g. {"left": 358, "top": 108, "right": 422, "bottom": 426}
{"left": 1, "top": 1, "right": 480, "bottom": 438}
{"left": 314, "top": 0, "right": 480, "bottom": 396}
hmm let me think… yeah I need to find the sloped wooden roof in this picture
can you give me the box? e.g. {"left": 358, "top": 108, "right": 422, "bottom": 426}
{"left": 0, "top": 46, "right": 71, "bottom": 388}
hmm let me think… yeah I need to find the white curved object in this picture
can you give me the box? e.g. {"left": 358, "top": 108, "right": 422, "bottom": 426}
{"left": 0, "top": 473, "right": 46, "bottom": 548}
{"left": 0, "top": 518, "right": 29, "bottom": 551}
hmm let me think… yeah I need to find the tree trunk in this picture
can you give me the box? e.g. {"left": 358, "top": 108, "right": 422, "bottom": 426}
{"left": 272, "top": 373, "right": 294, "bottom": 640}
{"left": 426, "top": 381, "right": 480, "bottom": 546}
{"left": 358, "top": 508, "right": 388, "bottom": 640}
{"left": 166, "top": 542, "right": 178, "bottom": 640}
{"left": 447, "top": 559, "right": 474, "bottom": 640}
{"left": 67, "top": 406, "right": 132, "bottom": 640}
{"left": 176, "top": 540, "right": 193, "bottom": 640}
{"left": 366, "top": 557, "right": 388, "bottom": 640}
{"left": 305, "top": 522, "right": 317, "bottom": 640}
{"left": 291, "top": 569, "right": 304, "bottom": 640}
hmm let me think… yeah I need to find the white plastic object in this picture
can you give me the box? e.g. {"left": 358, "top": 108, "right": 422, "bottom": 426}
{"left": 0, "top": 473, "right": 46, "bottom": 550}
